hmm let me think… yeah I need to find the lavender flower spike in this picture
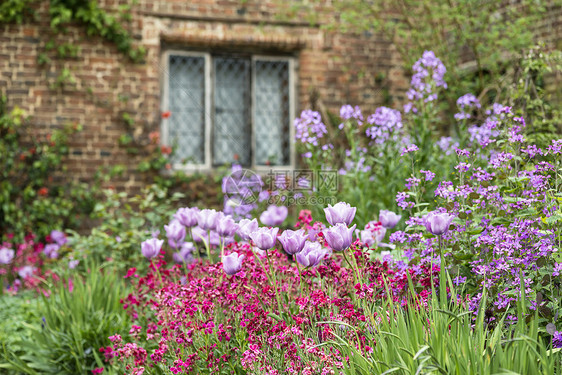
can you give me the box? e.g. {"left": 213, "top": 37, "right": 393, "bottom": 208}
{"left": 324, "top": 202, "right": 356, "bottom": 226}
{"left": 222, "top": 252, "right": 245, "bottom": 275}
{"left": 379, "top": 210, "right": 402, "bottom": 229}
{"left": 249, "top": 227, "right": 279, "bottom": 250}
{"left": 278, "top": 229, "right": 308, "bottom": 255}
{"left": 324, "top": 223, "right": 356, "bottom": 252}
{"left": 141, "top": 238, "right": 164, "bottom": 259}
{"left": 424, "top": 211, "right": 455, "bottom": 236}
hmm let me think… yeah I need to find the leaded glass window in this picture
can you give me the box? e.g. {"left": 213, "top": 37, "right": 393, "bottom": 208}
{"left": 162, "top": 51, "right": 294, "bottom": 170}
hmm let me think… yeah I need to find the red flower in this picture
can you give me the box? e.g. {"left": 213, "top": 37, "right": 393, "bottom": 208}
{"left": 161, "top": 111, "right": 171, "bottom": 119}
{"left": 160, "top": 145, "right": 172, "bottom": 155}
{"left": 38, "top": 187, "right": 48, "bottom": 196}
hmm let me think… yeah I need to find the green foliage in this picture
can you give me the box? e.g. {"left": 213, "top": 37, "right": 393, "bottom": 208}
{"left": 68, "top": 185, "right": 184, "bottom": 273}
{"left": 0, "top": 96, "right": 96, "bottom": 242}
{"left": 0, "top": 0, "right": 35, "bottom": 23}
{"left": 49, "top": 0, "right": 145, "bottom": 62}
{"left": 316, "top": 0, "right": 552, "bottom": 109}
{"left": 324, "top": 273, "right": 562, "bottom": 374}
{"left": 0, "top": 264, "right": 130, "bottom": 374}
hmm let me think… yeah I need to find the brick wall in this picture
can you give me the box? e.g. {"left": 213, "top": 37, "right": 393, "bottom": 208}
{"left": 0, "top": 0, "right": 559, "bottom": 193}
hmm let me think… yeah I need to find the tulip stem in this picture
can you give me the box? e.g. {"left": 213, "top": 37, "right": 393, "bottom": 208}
{"left": 342, "top": 250, "right": 359, "bottom": 286}
{"left": 204, "top": 231, "right": 212, "bottom": 263}
{"left": 295, "top": 260, "right": 303, "bottom": 296}
{"left": 265, "top": 249, "right": 284, "bottom": 316}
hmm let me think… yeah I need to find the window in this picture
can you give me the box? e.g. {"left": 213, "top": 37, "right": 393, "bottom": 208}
{"left": 161, "top": 51, "right": 295, "bottom": 170}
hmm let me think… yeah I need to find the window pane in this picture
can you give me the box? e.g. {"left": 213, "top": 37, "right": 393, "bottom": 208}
{"left": 254, "top": 60, "right": 290, "bottom": 166}
{"left": 168, "top": 55, "right": 205, "bottom": 164}
{"left": 213, "top": 57, "right": 251, "bottom": 167}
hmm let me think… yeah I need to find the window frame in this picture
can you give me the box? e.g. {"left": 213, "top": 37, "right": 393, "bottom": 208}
{"left": 160, "top": 49, "right": 296, "bottom": 173}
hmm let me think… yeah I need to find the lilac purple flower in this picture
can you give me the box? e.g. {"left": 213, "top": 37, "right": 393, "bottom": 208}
{"left": 68, "top": 259, "right": 80, "bottom": 269}
{"left": 173, "top": 242, "right": 195, "bottom": 264}
{"left": 164, "top": 220, "right": 186, "bottom": 249}
{"left": 215, "top": 215, "right": 238, "bottom": 238}
{"left": 17, "top": 265, "right": 34, "bottom": 279}
{"left": 260, "top": 205, "right": 288, "bottom": 226}
{"left": 44, "top": 243, "right": 60, "bottom": 259}
{"left": 50, "top": 230, "right": 68, "bottom": 246}
{"left": 0, "top": 247, "right": 14, "bottom": 264}
{"left": 294, "top": 110, "right": 327, "bottom": 146}
{"left": 454, "top": 93, "right": 481, "bottom": 120}
{"left": 424, "top": 211, "right": 455, "bottom": 236}
{"left": 379, "top": 210, "right": 401, "bottom": 229}
{"left": 237, "top": 218, "right": 259, "bottom": 241}
{"left": 365, "top": 107, "right": 403, "bottom": 144}
{"left": 197, "top": 209, "right": 220, "bottom": 231}
{"left": 174, "top": 207, "right": 200, "bottom": 227}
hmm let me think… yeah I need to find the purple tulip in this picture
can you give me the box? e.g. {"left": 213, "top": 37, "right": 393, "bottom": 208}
{"left": 68, "top": 259, "right": 80, "bottom": 269}
{"left": 278, "top": 229, "right": 307, "bottom": 255}
{"left": 191, "top": 226, "right": 207, "bottom": 243}
{"left": 50, "top": 230, "right": 68, "bottom": 246}
{"left": 260, "top": 205, "right": 288, "bottom": 226}
{"left": 0, "top": 247, "right": 14, "bottom": 264}
{"left": 18, "top": 265, "right": 35, "bottom": 279}
{"left": 141, "top": 238, "right": 164, "bottom": 259}
{"left": 424, "top": 211, "right": 455, "bottom": 236}
{"left": 324, "top": 202, "right": 356, "bottom": 226}
{"left": 296, "top": 241, "right": 330, "bottom": 268}
{"left": 215, "top": 215, "right": 239, "bottom": 237}
{"left": 324, "top": 223, "right": 356, "bottom": 252}
{"left": 173, "top": 242, "right": 195, "bottom": 264}
{"left": 222, "top": 252, "right": 245, "bottom": 275}
{"left": 237, "top": 218, "right": 259, "bottom": 241}
{"left": 164, "top": 220, "right": 186, "bottom": 249}
{"left": 174, "top": 207, "right": 200, "bottom": 227}
{"left": 249, "top": 227, "right": 279, "bottom": 250}
{"left": 379, "top": 210, "right": 402, "bottom": 229}
{"left": 44, "top": 243, "right": 60, "bottom": 259}
{"left": 197, "top": 209, "right": 220, "bottom": 231}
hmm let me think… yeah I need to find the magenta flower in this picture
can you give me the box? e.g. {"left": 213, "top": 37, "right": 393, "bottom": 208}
{"left": 424, "top": 211, "right": 455, "bottom": 235}
{"left": 174, "top": 207, "right": 200, "bottom": 227}
{"left": 324, "top": 223, "right": 356, "bottom": 252}
{"left": 222, "top": 252, "right": 245, "bottom": 275}
{"left": 0, "top": 247, "right": 14, "bottom": 264}
{"left": 164, "top": 220, "right": 186, "bottom": 249}
{"left": 324, "top": 202, "right": 356, "bottom": 226}
{"left": 50, "top": 230, "right": 68, "bottom": 246}
{"left": 44, "top": 243, "right": 60, "bottom": 259}
{"left": 141, "top": 238, "right": 164, "bottom": 259}
{"left": 197, "top": 209, "right": 220, "bottom": 231}
{"left": 237, "top": 218, "right": 259, "bottom": 241}
{"left": 379, "top": 210, "right": 401, "bottom": 229}
{"left": 215, "top": 215, "right": 238, "bottom": 237}
{"left": 278, "top": 229, "right": 307, "bottom": 255}
{"left": 249, "top": 227, "right": 279, "bottom": 250}
{"left": 296, "top": 241, "right": 329, "bottom": 268}
{"left": 259, "top": 205, "right": 288, "bottom": 226}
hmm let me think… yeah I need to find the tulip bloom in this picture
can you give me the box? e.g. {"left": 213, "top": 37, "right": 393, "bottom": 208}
{"left": 141, "top": 238, "right": 164, "bottom": 259}
{"left": 174, "top": 207, "right": 200, "bottom": 227}
{"left": 237, "top": 218, "right": 259, "bottom": 241}
{"left": 260, "top": 205, "right": 288, "bottom": 226}
{"left": 249, "top": 227, "right": 279, "bottom": 250}
{"left": 0, "top": 247, "right": 14, "bottom": 264}
{"left": 222, "top": 252, "right": 245, "bottom": 275}
{"left": 296, "top": 241, "right": 329, "bottom": 268}
{"left": 197, "top": 209, "right": 220, "bottom": 231}
{"left": 278, "top": 229, "right": 307, "bottom": 255}
{"left": 379, "top": 210, "right": 401, "bottom": 229}
{"left": 215, "top": 215, "right": 238, "bottom": 237}
{"left": 324, "top": 223, "right": 356, "bottom": 252}
{"left": 164, "top": 220, "right": 186, "bottom": 249}
{"left": 425, "top": 211, "right": 454, "bottom": 236}
{"left": 324, "top": 202, "right": 356, "bottom": 226}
